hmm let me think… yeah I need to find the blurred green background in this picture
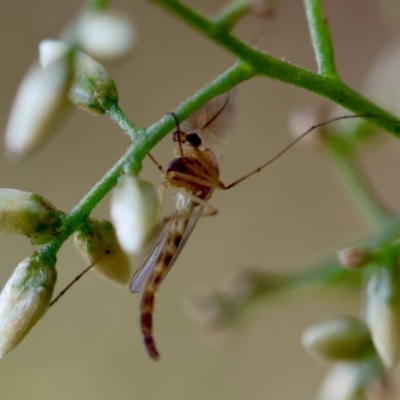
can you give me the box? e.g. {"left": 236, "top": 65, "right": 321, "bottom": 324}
{"left": 0, "top": 0, "right": 399, "bottom": 399}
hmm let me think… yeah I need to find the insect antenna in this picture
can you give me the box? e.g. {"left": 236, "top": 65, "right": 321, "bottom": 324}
{"left": 225, "top": 114, "right": 399, "bottom": 189}
{"left": 50, "top": 253, "right": 107, "bottom": 307}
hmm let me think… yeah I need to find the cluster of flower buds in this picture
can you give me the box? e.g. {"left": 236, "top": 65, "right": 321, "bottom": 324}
{"left": 302, "top": 316, "right": 391, "bottom": 400}
{"left": 74, "top": 218, "right": 130, "bottom": 284}
{"left": 0, "top": 188, "right": 63, "bottom": 244}
{"left": 0, "top": 253, "right": 57, "bottom": 357}
{"left": 4, "top": 10, "right": 135, "bottom": 160}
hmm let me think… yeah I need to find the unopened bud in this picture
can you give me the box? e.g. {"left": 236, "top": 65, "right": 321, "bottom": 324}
{"left": 4, "top": 49, "right": 72, "bottom": 160}
{"left": 317, "top": 359, "right": 391, "bottom": 400}
{"left": 302, "top": 316, "right": 372, "bottom": 363}
{"left": 337, "top": 247, "right": 370, "bottom": 269}
{"left": 366, "top": 266, "right": 400, "bottom": 369}
{"left": 77, "top": 11, "right": 135, "bottom": 61}
{"left": 0, "top": 189, "right": 63, "bottom": 244}
{"left": 68, "top": 51, "right": 118, "bottom": 114}
{"left": 0, "top": 253, "right": 57, "bottom": 357}
{"left": 74, "top": 218, "right": 130, "bottom": 284}
{"left": 110, "top": 175, "right": 159, "bottom": 255}
{"left": 39, "top": 39, "right": 70, "bottom": 69}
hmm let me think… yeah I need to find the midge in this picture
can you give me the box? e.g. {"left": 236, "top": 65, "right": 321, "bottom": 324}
{"left": 130, "top": 91, "right": 355, "bottom": 360}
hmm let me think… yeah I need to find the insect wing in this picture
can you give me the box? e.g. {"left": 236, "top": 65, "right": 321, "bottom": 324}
{"left": 166, "top": 205, "right": 203, "bottom": 271}
{"left": 130, "top": 220, "right": 171, "bottom": 293}
{"left": 129, "top": 205, "right": 203, "bottom": 293}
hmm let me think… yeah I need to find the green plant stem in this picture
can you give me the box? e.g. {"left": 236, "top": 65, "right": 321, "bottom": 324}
{"left": 42, "top": 154, "right": 126, "bottom": 256}
{"left": 327, "top": 139, "right": 390, "bottom": 231}
{"left": 152, "top": 0, "right": 400, "bottom": 138}
{"left": 280, "top": 216, "right": 400, "bottom": 292}
{"left": 303, "top": 0, "right": 338, "bottom": 78}
{"left": 105, "top": 102, "right": 142, "bottom": 142}
{"left": 219, "top": 216, "right": 400, "bottom": 321}
{"left": 113, "top": 61, "right": 255, "bottom": 167}
{"left": 213, "top": 0, "right": 251, "bottom": 31}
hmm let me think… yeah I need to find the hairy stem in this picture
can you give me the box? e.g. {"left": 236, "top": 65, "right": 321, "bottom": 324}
{"left": 213, "top": 0, "right": 252, "bottom": 31}
{"left": 152, "top": 0, "right": 400, "bottom": 138}
{"left": 303, "top": 0, "right": 338, "bottom": 78}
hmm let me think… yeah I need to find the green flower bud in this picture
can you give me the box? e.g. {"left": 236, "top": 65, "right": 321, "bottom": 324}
{"left": 110, "top": 176, "right": 159, "bottom": 255}
{"left": 4, "top": 45, "right": 72, "bottom": 160}
{"left": 77, "top": 11, "right": 136, "bottom": 61}
{"left": 0, "top": 253, "right": 57, "bottom": 357}
{"left": 68, "top": 51, "right": 118, "bottom": 114}
{"left": 366, "top": 266, "right": 400, "bottom": 369}
{"left": 302, "top": 316, "right": 372, "bottom": 363}
{"left": 74, "top": 218, "right": 130, "bottom": 284}
{"left": 0, "top": 189, "right": 63, "bottom": 244}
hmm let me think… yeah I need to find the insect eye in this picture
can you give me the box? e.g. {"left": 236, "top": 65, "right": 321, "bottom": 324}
{"left": 186, "top": 133, "right": 201, "bottom": 147}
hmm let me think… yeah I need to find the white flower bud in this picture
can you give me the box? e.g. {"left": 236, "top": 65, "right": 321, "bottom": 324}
{"left": 366, "top": 266, "right": 400, "bottom": 369}
{"left": 302, "top": 316, "right": 372, "bottom": 363}
{"left": 0, "top": 188, "right": 63, "bottom": 244}
{"left": 0, "top": 253, "right": 57, "bottom": 357}
{"left": 39, "top": 39, "right": 69, "bottom": 68}
{"left": 4, "top": 50, "right": 72, "bottom": 160}
{"left": 68, "top": 51, "right": 118, "bottom": 114}
{"left": 74, "top": 218, "right": 130, "bottom": 284}
{"left": 317, "top": 360, "right": 391, "bottom": 400}
{"left": 77, "top": 11, "right": 135, "bottom": 61}
{"left": 110, "top": 176, "right": 159, "bottom": 255}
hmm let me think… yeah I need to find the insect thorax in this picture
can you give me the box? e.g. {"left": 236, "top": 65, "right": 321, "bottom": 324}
{"left": 165, "top": 145, "right": 219, "bottom": 200}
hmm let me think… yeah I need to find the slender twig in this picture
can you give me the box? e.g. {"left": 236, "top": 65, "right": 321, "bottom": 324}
{"left": 152, "top": 0, "right": 400, "bottom": 138}
{"left": 105, "top": 103, "right": 142, "bottom": 141}
{"left": 213, "top": 0, "right": 251, "bottom": 31}
{"left": 303, "top": 0, "right": 338, "bottom": 78}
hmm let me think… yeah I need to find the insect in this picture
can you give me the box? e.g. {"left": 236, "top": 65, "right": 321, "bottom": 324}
{"left": 130, "top": 92, "right": 236, "bottom": 360}
{"left": 48, "top": 90, "right": 391, "bottom": 359}
{"left": 130, "top": 91, "right": 333, "bottom": 360}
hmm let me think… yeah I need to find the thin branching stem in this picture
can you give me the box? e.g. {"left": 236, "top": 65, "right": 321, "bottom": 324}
{"left": 152, "top": 0, "right": 400, "bottom": 138}
{"left": 213, "top": 0, "right": 252, "bottom": 31}
{"left": 303, "top": 0, "right": 338, "bottom": 78}
{"left": 29, "top": 0, "right": 400, "bottom": 305}
{"left": 105, "top": 103, "right": 142, "bottom": 141}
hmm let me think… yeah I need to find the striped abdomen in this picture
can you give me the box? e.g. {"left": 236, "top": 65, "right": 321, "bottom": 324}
{"left": 140, "top": 203, "right": 192, "bottom": 360}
